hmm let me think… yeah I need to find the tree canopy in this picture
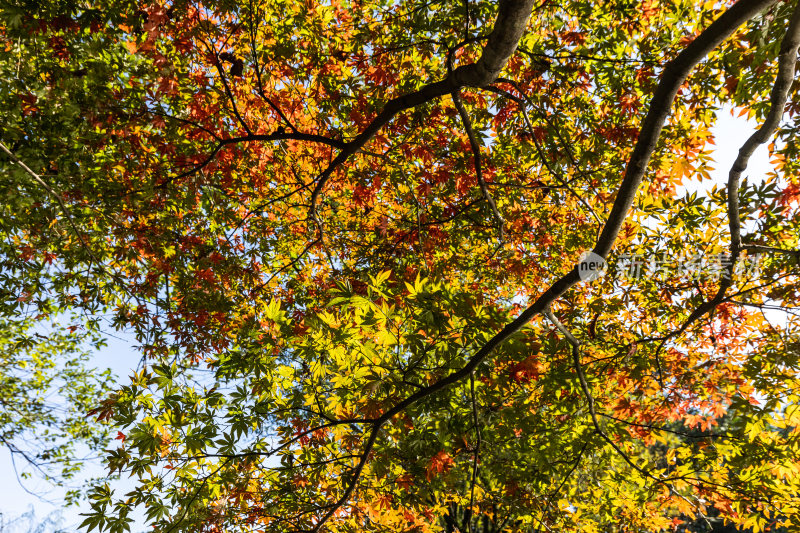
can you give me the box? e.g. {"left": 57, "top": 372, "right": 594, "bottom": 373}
{"left": 1, "top": 0, "right": 800, "bottom": 531}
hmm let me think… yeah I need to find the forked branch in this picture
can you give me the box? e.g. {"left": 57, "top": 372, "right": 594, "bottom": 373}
{"left": 308, "top": 0, "right": 541, "bottom": 221}
{"left": 300, "top": 0, "right": 783, "bottom": 528}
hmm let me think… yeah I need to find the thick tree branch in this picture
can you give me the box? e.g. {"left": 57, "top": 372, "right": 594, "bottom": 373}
{"left": 309, "top": 0, "right": 540, "bottom": 219}
{"left": 310, "top": 422, "right": 383, "bottom": 532}
{"left": 728, "top": 1, "right": 800, "bottom": 254}
{"left": 305, "top": 0, "right": 780, "bottom": 527}
{"left": 377, "top": 0, "right": 776, "bottom": 410}
{"left": 592, "top": 0, "right": 781, "bottom": 259}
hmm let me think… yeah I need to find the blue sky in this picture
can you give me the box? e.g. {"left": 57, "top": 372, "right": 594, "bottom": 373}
{"left": 0, "top": 333, "right": 146, "bottom": 532}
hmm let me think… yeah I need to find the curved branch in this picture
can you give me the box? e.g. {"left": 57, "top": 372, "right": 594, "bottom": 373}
{"left": 222, "top": 132, "right": 346, "bottom": 150}
{"left": 657, "top": 0, "right": 800, "bottom": 351}
{"left": 482, "top": 84, "right": 604, "bottom": 230}
{"left": 728, "top": 1, "right": 800, "bottom": 254}
{"left": 0, "top": 141, "right": 105, "bottom": 270}
{"left": 309, "top": 0, "right": 540, "bottom": 219}
{"left": 310, "top": 422, "right": 383, "bottom": 532}
{"left": 544, "top": 308, "right": 660, "bottom": 482}
{"left": 197, "top": 36, "right": 253, "bottom": 136}
{"left": 153, "top": 132, "right": 345, "bottom": 190}
{"left": 592, "top": 0, "right": 781, "bottom": 259}
{"left": 303, "top": 0, "right": 780, "bottom": 527}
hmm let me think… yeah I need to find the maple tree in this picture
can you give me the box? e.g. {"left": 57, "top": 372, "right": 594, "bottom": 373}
{"left": 2, "top": 0, "right": 800, "bottom": 531}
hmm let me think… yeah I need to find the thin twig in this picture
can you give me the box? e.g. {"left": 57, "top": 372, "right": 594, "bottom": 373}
{"left": 452, "top": 90, "right": 505, "bottom": 241}
{"left": 462, "top": 373, "right": 482, "bottom": 533}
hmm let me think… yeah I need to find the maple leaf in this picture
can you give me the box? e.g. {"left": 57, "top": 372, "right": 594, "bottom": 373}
{"left": 426, "top": 451, "right": 455, "bottom": 481}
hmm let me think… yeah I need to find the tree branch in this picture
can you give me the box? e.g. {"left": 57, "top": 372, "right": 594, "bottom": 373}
{"left": 463, "top": 373, "right": 482, "bottom": 533}
{"left": 592, "top": 0, "right": 781, "bottom": 259}
{"left": 544, "top": 308, "right": 659, "bottom": 481}
{"left": 657, "top": 0, "right": 800, "bottom": 351}
{"left": 0, "top": 141, "right": 104, "bottom": 270}
{"left": 742, "top": 243, "right": 800, "bottom": 257}
{"left": 302, "top": 0, "right": 780, "bottom": 527}
{"left": 309, "top": 0, "right": 540, "bottom": 220}
{"left": 452, "top": 90, "right": 505, "bottom": 241}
